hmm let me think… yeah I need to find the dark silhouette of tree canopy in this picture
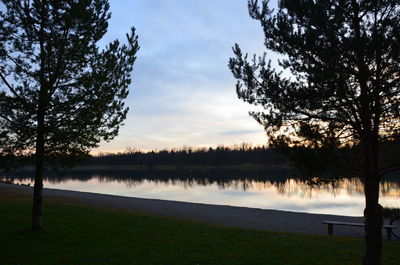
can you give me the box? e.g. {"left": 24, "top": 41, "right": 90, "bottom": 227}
{"left": 0, "top": 0, "right": 139, "bottom": 231}
{"left": 229, "top": 1, "right": 400, "bottom": 264}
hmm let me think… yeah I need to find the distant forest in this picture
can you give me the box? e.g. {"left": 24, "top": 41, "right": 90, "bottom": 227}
{"left": 86, "top": 145, "right": 289, "bottom": 167}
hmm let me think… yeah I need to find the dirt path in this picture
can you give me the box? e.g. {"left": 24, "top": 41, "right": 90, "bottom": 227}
{"left": 1, "top": 183, "right": 394, "bottom": 239}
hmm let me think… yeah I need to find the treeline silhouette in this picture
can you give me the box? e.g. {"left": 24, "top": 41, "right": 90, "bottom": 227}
{"left": 86, "top": 145, "right": 289, "bottom": 167}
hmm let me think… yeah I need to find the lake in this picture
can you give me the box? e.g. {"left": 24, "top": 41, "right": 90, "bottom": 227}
{"left": 2, "top": 169, "right": 399, "bottom": 217}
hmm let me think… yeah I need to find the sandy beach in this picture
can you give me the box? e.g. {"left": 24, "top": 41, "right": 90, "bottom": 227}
{"left": 1, "top": 182, "right": 395, "bottom": 239}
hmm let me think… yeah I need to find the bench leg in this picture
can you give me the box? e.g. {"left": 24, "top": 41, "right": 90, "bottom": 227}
{"left": 386, "top": 228, "right": 392, "bottom": 241}
{"left": 328, "top": 224, "right": 333, "bottom": 235}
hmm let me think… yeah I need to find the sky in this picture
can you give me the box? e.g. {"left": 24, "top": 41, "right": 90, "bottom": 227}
{"left": 96, "top": 0, "right": 280, "bottom": 153}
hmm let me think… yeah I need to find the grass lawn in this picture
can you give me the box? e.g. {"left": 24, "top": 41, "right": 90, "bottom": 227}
{"left": 0, "top": 191, "right": 399, "bottom": 265}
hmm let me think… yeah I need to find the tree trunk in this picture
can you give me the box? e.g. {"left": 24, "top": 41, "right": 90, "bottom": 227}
{"left": 362, "top": 137, "right": 382, "bottom": 265}
{"left": 33, "top": 9, "right": 48, "bottom": 230}
{"left": 32, "top": 104, "right": 46, "bottom": 231}
{"left": 363, "top": 176, "right": 382, "bottom": 265}
{"left": 32, "top": 155, "right": 44, "bottom": 231}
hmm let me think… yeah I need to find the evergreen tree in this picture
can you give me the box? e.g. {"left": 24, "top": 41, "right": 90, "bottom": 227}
{"left": 229, "top": 1, "right": 400, "bottom": 264}
{"left": 0, "top": 0, "right": 139, "bottom": 230}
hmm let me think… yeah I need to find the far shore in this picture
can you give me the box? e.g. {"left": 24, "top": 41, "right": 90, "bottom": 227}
{"left": 1, "top": 163, "right": 295, "bottom": 172}
{"left": 74, "top": 163, "right": 294, "bottom": 171}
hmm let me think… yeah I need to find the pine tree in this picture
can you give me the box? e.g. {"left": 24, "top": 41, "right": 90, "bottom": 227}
{"left": 0, "top": 0, "right": 139, "bottom": 231}
{"left": 229, "top": 1, "right": 400, "bottom": 264}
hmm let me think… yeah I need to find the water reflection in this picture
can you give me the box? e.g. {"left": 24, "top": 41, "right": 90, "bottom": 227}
{"left": 2, "top": 170, "right": 400, "bottom": 216}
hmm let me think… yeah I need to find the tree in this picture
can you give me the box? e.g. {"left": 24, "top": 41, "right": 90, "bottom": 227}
{"left": 0, "top": 0, "right": 139, "bottom": 231}
{"left": 229, "top": 1, "right": 400, "bottom": 264}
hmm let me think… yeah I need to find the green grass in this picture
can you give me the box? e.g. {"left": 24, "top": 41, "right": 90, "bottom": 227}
{"left": 0, "top": 193, "right": 399, "bottom": 265}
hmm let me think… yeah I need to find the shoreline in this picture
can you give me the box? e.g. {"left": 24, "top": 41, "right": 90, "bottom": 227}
{"left": 0, "top": 163, "right": 295, "bottom": 172}
{"left": 1, "top": 182, "right": 388, "bottom": 239}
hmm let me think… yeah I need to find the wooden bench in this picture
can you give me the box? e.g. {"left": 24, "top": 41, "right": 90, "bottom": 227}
{"left": 323, "top": 220, "right": 396, "bottom": 240}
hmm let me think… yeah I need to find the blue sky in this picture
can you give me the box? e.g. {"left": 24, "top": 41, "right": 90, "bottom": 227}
{"left": 97, "top": 0, "right": 279, "bottom": 153}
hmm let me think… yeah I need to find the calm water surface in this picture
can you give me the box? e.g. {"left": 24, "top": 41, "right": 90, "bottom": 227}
{"left": 3, "top": 171, "right": 400, "bottom": 216}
